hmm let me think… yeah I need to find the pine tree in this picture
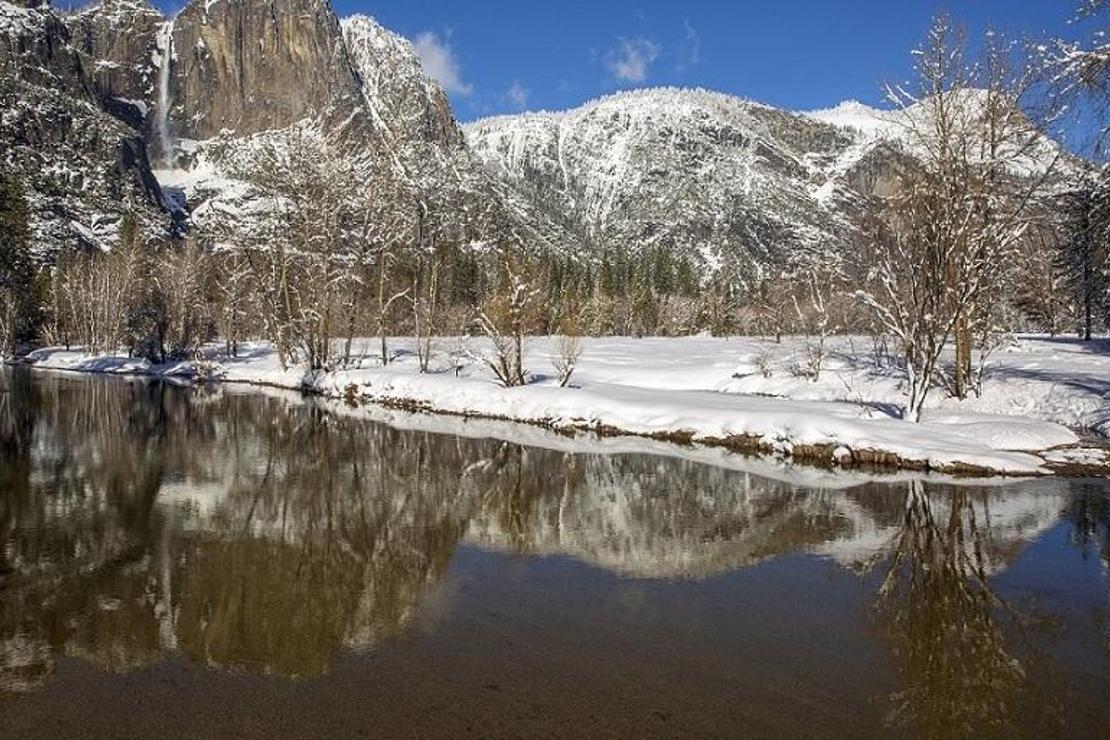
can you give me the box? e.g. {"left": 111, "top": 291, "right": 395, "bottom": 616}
{"left": 1057, "top": 171, "right": 1110, "bottom": 340}
{"left": 630, "top": 261, "right": 658, "bottom": 336}
{"left": 0, "top": 172, "right": 39, "bottom": 354}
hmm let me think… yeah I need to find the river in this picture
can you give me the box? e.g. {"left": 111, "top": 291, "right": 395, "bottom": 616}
{"left": 1, "top": 369, "right": 1108, "bottom": 738}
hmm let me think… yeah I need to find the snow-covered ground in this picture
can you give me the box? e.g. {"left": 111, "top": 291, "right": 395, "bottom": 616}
{"left": 21, "top": 335, "right": 1110, "bottom": 476}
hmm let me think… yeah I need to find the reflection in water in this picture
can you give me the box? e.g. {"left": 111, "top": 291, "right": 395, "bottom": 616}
{"left": 1065, "top": 483, "right": 1110, "bottom": 660}
{"left": 0, "top": 372, "right": 478, "bottom": 682}
{"left": 877, "top": 482, "right": 1029, "bottom": 736}
{"left": 1067, "top": 483, "right": 1110, "bottom": 566}
{"left": 0, "top": 369, "right": 1108, "bottom": 736}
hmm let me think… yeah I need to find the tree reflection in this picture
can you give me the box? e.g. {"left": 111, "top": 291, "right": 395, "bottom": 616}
{"left": 0, "top": 373, "right": 868, "bottom": 688}
{"left": 1066, "top": 483, "right": 1110, "bottom": 566}
{"left": 0, "top": 375, "right": 493, "bottom": 686}
{"left": 876, "top": 481, "right": 1028, "bottom": 737}
{"left": 1064, "top": 482, "right": 1110, "bottom": 655}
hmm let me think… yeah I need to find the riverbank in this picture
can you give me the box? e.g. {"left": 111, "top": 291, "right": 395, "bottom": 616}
{"left": 21, "top": 335, "right": 1110, "bottom": 477}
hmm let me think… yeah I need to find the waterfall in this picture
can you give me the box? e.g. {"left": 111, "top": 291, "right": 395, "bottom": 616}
{"left": 155, "top": 19, "right": 175, "bottom": 168}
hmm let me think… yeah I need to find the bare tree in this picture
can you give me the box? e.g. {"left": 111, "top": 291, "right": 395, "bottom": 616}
{"left": 790, "top": 267, "right": 842, "bottom": 381}
{"left": 1014, "top": 226, "right": 1071, "bottom": 334}
{"left": 411, "top": 254, "right": 440, "bottom": 373}
{"left": 374, "top": 247, "right": 409, "bottom": 367}
{"left": 475, "top": 258, "right": 540, "bottom": 387}
{"left": 156, "top": 240, "right": 212, "bottom": 360}
{"left": 50, "top": 216, "right": 143, "bottom": 355}
{"left": 553, "top": 332, "right": 583, "bottom": 388}
{"left": 213, "top": 249, "right": 253, "bottom": 358}
{"left": 239, "top": 130, "right": 366, "bottom": 371}
{"left": 859, "top": 16, "right": 1062, "bottom": 420}
{"left": 747, "top": 270, "right": 794, "bottom": 342}
{"left": 339, "top": 177, "right": 412, "bottom": 368}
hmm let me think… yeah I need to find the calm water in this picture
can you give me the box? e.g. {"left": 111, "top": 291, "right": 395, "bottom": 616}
{"left": 0, "top": 370, "right": 1108, "bottom": 739}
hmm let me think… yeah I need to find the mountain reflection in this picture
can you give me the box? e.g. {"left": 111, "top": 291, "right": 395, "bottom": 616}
{"left": 0, "top": 370, "right": 1079, "bottom": 705}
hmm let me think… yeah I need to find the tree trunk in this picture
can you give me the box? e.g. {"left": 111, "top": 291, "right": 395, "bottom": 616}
{"left": 1083, "top": 261, "right": 1093, "bottom": 341}
{"left": 953, "top": 313, "right": 972, "bottom": 399}
{"left": 514, "top": 331, "right": 524, "bottom": 385}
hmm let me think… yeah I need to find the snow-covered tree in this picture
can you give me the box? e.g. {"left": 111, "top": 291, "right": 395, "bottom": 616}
{"left": 155, "top": 240, "right": 212, "bottom": 360}
{"left": 237, "top": 129, "right": 405, "bottom": 371}
{"left": 1047, "top": 0, "right": 1110, "bottom": 156}
{"left": 475, "top": 257, "right": 541, "bottom": 387}
{"left": 552, "top": 332, "right": 583, "bottom": 388}
{"left": 790, "top": 266, "right": 845, "bottom": 381}
{"left": 859, "top": 16, "right": 1063, "bottom": 419}
{"left": 877, "top": 482, "right": 1027, "bottom": 736}
{"left": 212, "top": 250, "right": 253, "bottom": 358}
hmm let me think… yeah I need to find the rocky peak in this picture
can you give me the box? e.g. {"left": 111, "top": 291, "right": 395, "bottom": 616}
{"left": 84, "top": 0, "right": 161, "bottom": 19}
{"left": 162, "top": 0, "right": 365, "bottom": 144}
{"left": 341, "top": 14, "right": 463, "bottom": 151}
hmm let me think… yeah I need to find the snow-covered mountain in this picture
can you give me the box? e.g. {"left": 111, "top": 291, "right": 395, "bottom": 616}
{"left": 464, "top": 88, "right": 904, "bottom": 274}
{"left": 148, "top": 2, "right": 574, "bottom": 253}
{"left": 808, "top": 93, "right": 1072, "bottom": 180}
{"left": 806, "top": 99, "right": 903, "bottom": 139}
{"left": 465, "top": 87, "right": 1075, "bottom": 275}
{"left": 5, "top": 0, "right": 906, "bottom": 268}
{"left": 1, "top": 0, "right": 536, "bottom": 257}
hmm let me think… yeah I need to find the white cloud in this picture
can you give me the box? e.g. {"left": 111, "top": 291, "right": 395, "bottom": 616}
{"left": 413, "top": 31, "right": 473, "bottom": 96}
{"left": 678, "top": 20, "right": 701, "bottom": 70}
{"left": 505, "top": 80, "right": 529, "bottom": 110}
{"left": 605, "top": 37, "right": 661, "bottom": 84}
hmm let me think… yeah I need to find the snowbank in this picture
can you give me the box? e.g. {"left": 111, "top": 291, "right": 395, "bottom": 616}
{"left": 21, "top": 334, "right": 1109, "bottom": 477}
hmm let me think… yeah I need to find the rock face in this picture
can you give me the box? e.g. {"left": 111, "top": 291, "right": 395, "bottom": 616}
{"left": 0, "top": 0, "right": 165, "bottom": 257}
{"left": 164, "top": 0, "right": 365, "bottom": 143}
{"left": 0, "top": 0, "right": 490, "bottom": 258}
{"left": 0, "top": 0, "right": 90, "bottom": 96}
{"left": 65, "top": 0, "right": 163, "bottom": 130}
{"left": 160, "top": 8, "right": 562, "bottom": 255}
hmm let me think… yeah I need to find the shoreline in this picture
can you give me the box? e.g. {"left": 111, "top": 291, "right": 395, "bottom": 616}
{"left": 12, "top": 341, "right": 1110, "bottom": 479}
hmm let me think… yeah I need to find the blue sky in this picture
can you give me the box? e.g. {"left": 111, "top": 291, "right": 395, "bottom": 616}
{"left": 155, "top": 1, "right": 1088, "bottom": 122}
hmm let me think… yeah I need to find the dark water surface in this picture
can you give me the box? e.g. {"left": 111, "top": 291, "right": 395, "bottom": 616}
{"left": 1, "top": 369, "right": 1108, "bottom": 739}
